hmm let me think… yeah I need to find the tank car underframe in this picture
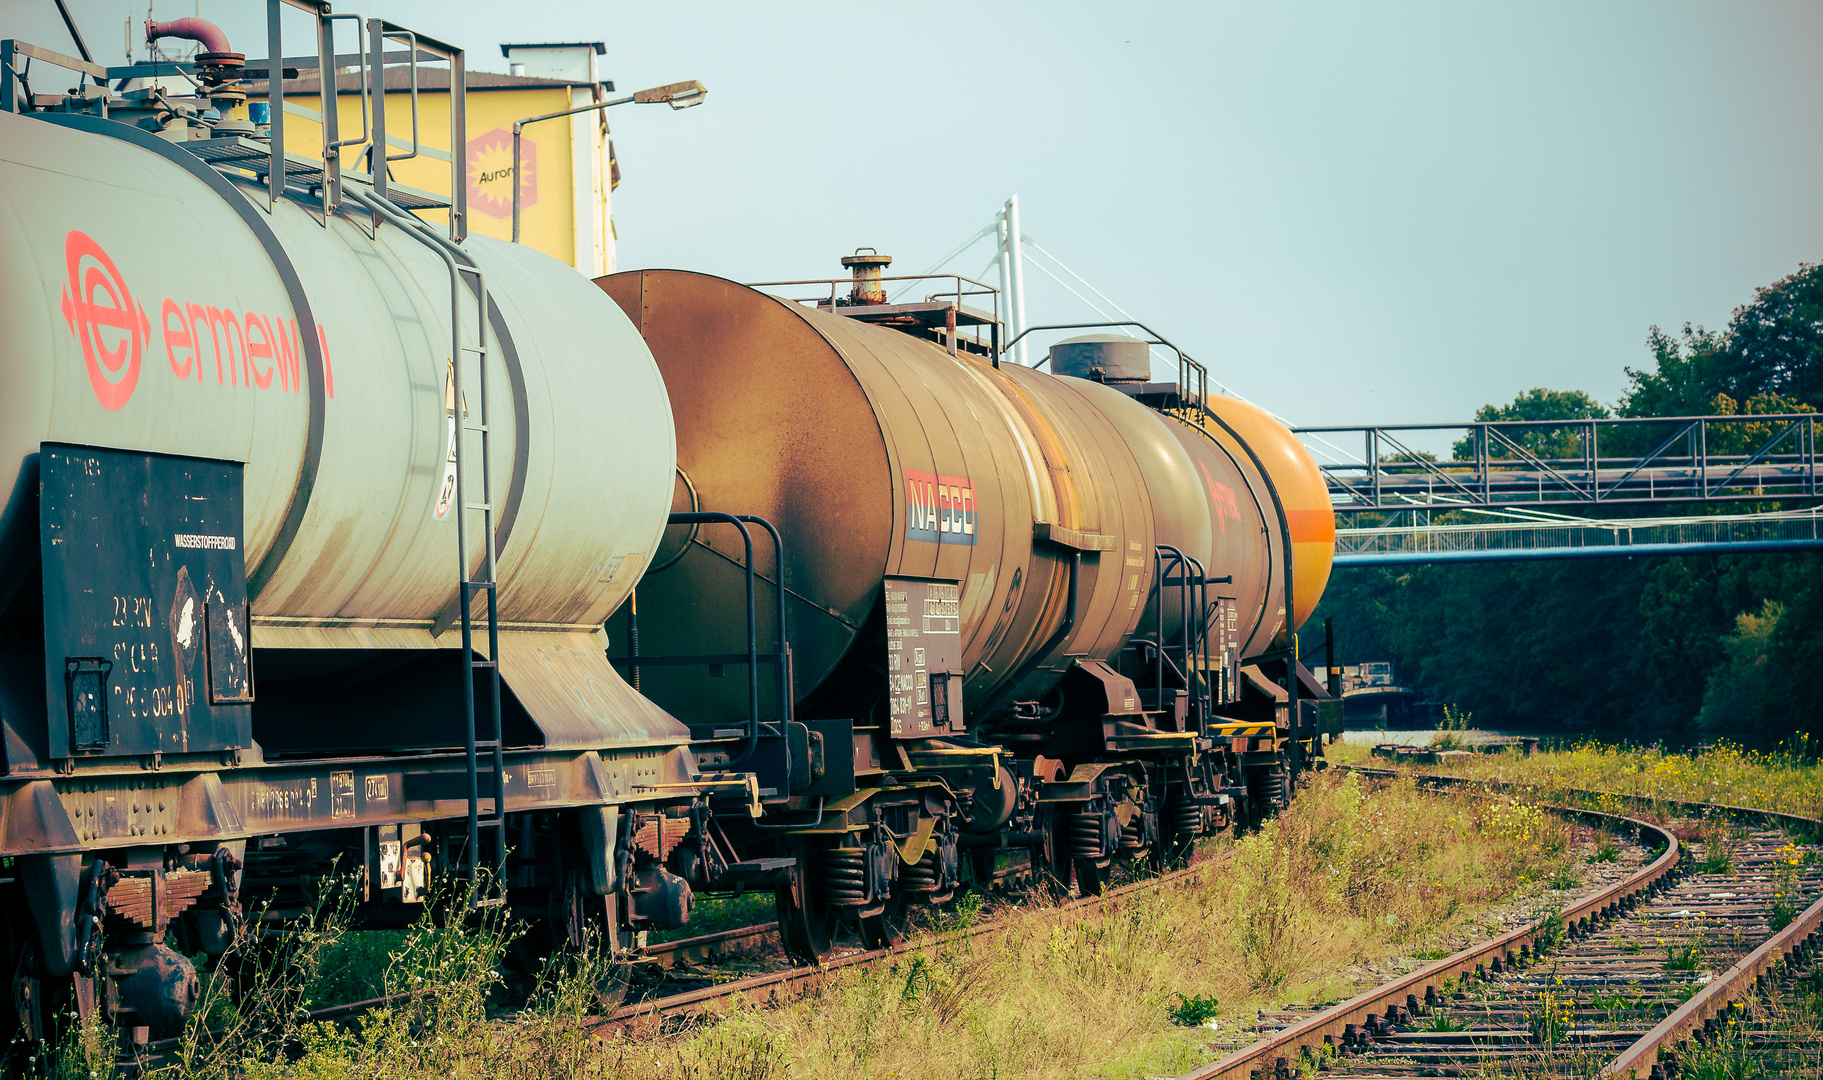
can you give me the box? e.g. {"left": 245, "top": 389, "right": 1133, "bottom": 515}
{"left": 0, "top": 743, "right": 703, "bottom": 1047}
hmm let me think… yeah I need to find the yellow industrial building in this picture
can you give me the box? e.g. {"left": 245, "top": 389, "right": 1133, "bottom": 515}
{"left": 259, "top": 43, "right": 618, "bottom": 276}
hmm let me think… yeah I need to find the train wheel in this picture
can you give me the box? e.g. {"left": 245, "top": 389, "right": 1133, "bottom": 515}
{"left": 859, "top": 892, "right": 910, "bottom": 950}
{"left": 775, "top": 842, "right": 835, "bottom": 965}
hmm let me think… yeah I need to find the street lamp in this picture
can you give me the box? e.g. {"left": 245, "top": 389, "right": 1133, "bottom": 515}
{"left": 511, "top": 79, "right": 707, "bottom": 243}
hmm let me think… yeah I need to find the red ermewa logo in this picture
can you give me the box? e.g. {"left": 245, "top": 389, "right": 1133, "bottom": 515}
{"left": 60, "top": 230, "right": 150, "bottom": 411}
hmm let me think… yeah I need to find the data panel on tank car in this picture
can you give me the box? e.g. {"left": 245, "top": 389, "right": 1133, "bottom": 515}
{"left": 40, "top": 444, "right": 252, "bottom": 760}
{"left": 883, "top": 576, "right": 964, "bottom": 738}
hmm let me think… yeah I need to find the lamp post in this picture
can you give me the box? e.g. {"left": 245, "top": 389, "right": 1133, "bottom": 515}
{"left": 511, "top": 79, "right": 706, "bottom": 243}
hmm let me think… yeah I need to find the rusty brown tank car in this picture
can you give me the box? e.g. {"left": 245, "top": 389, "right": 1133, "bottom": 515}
{"left": 600, "top": 259, "right": 1337, "bottom": 959}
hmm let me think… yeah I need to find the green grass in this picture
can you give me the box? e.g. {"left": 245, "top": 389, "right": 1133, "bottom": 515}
{"left": 1664, "top": 936, "right": 1706, "bottom": 970}
{"left": 593, "top": 772, "right": 1577, "bottom": 1080}
{"left": 1588, "top": 836, "right": 1621, "bottom": 863}
{"left": 1327, "top": 736, "right": 1823, "bottom": 819}
{"left": 647, "top": 890, "right": 777, "bottom": 944}
{"left": 1167, "top": 993, "right": 1221, "bottom": 1027}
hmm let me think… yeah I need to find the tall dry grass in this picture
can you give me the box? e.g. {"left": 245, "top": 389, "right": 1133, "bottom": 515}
{"left": 600, "top": 771, "right": 1573, "bottom": 1080}
{"left": 61, "top": 772, "right": 1573, "bottom": 1080}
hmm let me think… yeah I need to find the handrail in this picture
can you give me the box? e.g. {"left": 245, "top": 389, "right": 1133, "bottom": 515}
{"left": 621, "top": 512, "right": 792, "bottom": 775}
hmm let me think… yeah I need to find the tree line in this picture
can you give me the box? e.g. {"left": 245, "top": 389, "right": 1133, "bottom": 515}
{"left": 1311, "top": 262, "right": 1823, "bottom": 746}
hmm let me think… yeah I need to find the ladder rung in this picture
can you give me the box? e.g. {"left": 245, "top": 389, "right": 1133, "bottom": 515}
{"left": 463, "top": 580, "right": 497, "bottom": 591}
{"left": 468, "top": 660, "right": 496, "bottom": 669}
{"left": 472, "top": 739, "right": 502, "bottom": 750}
{"left": 463, "top": 423, "right": 489, "bottom": 433}
{"left": 460, "top": 345, "right": 486, "bottom": 355}
{"left": 471, "top": 896, "right": 507, "bottom": 909}
{"left": 464, "top": 503, "right": 493, "bottom": 511}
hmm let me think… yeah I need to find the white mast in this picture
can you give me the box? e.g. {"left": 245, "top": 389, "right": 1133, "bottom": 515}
{"left": 998, "top": 195, "right": 1030, "bottom": 365}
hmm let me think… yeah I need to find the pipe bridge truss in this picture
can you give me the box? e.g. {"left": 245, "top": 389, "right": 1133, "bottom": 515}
{"left": 1297, "top": 413, "right": 1823, "bottom": 565}
{"left": 1299, "top": 413, "right": 1823, "bottom": 512}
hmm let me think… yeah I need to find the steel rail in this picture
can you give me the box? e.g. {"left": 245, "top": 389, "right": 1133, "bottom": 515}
{"left": 1195, "top": 762, "right": 1823, "bottom": 1080}
{"left": 1603, "top": 890, "right": 1823, "bottom": 1078}
{"left": 638, "top": 851, "right": 1051, "bottom": 970}
{"left": 1343, "top": 766, "right": 1823, "bottom": 1079}
{"left": 644, "top": 922, "right": 777, "bottom": 970}
{"left": 1177, "top": 775, "right": 1681, "bottom": 1080}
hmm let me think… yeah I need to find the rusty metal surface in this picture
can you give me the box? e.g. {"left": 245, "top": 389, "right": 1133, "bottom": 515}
{"left": 595, "top": 269, "right": 901, "bottom": 726}
{"left": 1064, "top": 377, "right": 1213, "bottom": 650}
{"left": 988, "top": 364, "right": 1153, "bottom": 707}
{"left": 595, "top": 269, "right": 1163, "bottom": 729}
{"left": 1160, "top": 416, "right": 1279, "bottom": 660}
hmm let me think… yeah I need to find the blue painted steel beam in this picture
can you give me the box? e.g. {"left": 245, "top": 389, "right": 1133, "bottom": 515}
{"left": 1333, "top": 538, "right": 1823, "bottom": 567}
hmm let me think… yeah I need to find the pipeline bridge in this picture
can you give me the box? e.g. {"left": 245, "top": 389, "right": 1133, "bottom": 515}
{"left": 1295, "top": 413, "right": 1823, "bottom": 566}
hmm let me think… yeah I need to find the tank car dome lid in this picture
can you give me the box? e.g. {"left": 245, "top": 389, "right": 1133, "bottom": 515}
{"left": 1047, "top": 334, "right": 1152, "bottom": 381}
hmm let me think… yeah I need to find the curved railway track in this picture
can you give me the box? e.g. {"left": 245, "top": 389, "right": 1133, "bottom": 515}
{"left": 1180, "top": 768, "right": 1823, "bottom": 1080}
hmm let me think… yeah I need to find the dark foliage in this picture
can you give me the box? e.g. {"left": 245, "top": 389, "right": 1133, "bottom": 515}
{"left": 1316, "top": 263, "right": 1823, "bottom": 746}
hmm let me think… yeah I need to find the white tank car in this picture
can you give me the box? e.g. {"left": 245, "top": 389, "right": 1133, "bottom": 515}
{"left": 0, "top": 109, "right": 685, "bottom": 759}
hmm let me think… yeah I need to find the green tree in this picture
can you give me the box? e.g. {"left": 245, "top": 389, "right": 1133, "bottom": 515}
{"left": 1622, "top": 263, "right": 1823, "bottom": 415}
{"left": 1726, "top": 262, "right": 1823, "bottom": 402}
{"left": 1450, "top": 388, "right": 1609, "bottom": 461}
{"left": 1695, "top": 599, "right": 1783, "bottom": 738}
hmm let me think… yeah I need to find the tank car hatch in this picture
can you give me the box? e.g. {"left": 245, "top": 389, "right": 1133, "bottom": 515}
{"left": 39, "top": 443, "right": 252, "bottom": 760}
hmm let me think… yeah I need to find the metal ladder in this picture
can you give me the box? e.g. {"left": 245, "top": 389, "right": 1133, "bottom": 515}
{"left": 360, "top": 20, "right": 501, "bottom": 902}
{"left": 453, "top": 280, "right": 506, "bottom": 898}
{"left": 343, "top": 170, "right": 502, "bottom": 908}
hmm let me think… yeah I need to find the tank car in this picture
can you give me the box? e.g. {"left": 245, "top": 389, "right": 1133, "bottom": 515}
{"left": 0, "top": 10, "right": 717, "bottom": 1051}
{"left": 597, "top": 256, "right": 1339, "bottom": 960}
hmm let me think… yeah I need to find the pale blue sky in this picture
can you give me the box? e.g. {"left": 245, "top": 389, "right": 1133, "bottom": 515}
{"left": 17, "top": 2, "right": 1823, "bottom": 437}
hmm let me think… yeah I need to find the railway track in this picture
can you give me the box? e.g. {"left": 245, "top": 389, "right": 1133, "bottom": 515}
{"left": 1181, "top": 769, "right": 1823, "bottom": 1080}
{"left": 637, "top": 851, "right": 1047, "bottom": 972}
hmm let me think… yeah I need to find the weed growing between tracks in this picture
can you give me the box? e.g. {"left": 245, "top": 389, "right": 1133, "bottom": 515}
{"left": 602, "top": 771, "right": 1574, "bottom": 1080}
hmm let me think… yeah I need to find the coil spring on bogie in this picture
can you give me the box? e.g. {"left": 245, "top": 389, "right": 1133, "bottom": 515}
{"left": 902, "top": 850, "right": 939, "bottom": 892}
{"left": 1067, "top": 811, "right": 1105, "bottom": 859}
{"left": 1170, "top": 800, "right": 1202, "bottom": 839}
{"left": 1120, "top": 817, "right": 1146, "bottom": 852}
{"left": 824, "top": 847, "right": 869, "bottom": 905}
